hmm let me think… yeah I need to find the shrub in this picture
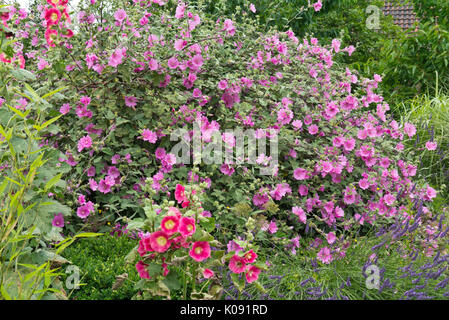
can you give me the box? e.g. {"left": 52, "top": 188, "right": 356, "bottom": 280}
{"left": 3, "top": 1, "right": 447, "bottom": 301}
{"left": 62, "top": 234, "right": 139, "bottom": 300}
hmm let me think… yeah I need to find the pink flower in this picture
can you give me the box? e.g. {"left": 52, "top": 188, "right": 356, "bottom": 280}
{"left": 229, "top": 255, "right": 246, "bottom": 273}
{"left": 59, "top": 103, "right": 71, "bottom": 114}
{"left": 136, "top": 260, "right": 150, "bottom": 279}
{"left": 45, "top": 8, "right": 61, "bottom": 25}
{"left": 293, "top": 168, "right": 309, "bottom": 180}
{"left": 218, "top": 80, "right": 228, "bottom": 90}
{"left": 245, "top": 265, "right": 261, "bottom": 283}
{"left": 425, "top": 141, "right": 437, "bottom": 151}
{"left": 404, "top": 123, "right": 416, "bottom": 137}
{"left": 268, "top": 220, "right": 277, "bottom": 233}
{"left": 77, "top": 135, "right": 92, "bottom": 152}
{"left": 174, "top": 39, "right": 187, "bottom": 51}
{"left": 76, "top": 201, "right": 94, "bottom": 219}
{"left": 189, "top": 241, "right": 211, "bottom": 262}
{"left": 343, "top": 138, "right": 356, "bottom": 151}
{"left": 426, "top": 185, "right": 437, "bottom": 200}
{"left": 292, "top": 206, "right": 307, "bottom": 224}
{"left": 308, "top": 124, "right": 318, "bottom": 135}
{"left": 124, "top": 96, "right": 137, "bottom": 107}
{"left": 142, "top": 129, "right": 157, "bottom": 143}
{"left": 149, "top": 231, "right": 171, "bottom": 253}
{"left": 114, "top": 9, "right": 127, "bottom": 22}
{"left": 108, "top": 47, "right": 126, "bottom": 67}
{"left": 179, "top": 216, "right": 196, "bottom": 237}
{"left": 223, "top": 19, "right": 236, "bottom": 36}
{"left": 317, "top": 247, "right": 332, "bottom": 264}
{"left": 203, "top": 268, "right": 214, "bottom": 279}
{"left": 52, "top": 213, "right": 65, "bottom": 228}
{"left": 249, "top": 3, "right": 256, "bottom": 13}
{"left": 243, "top": 250, "right": 257, "bottom": 263}
{"left": 313, "top": 0, "right": 322, "bottom": 12}
{"left": 167, "top": 57, "right": 179, "bottom": 69}
{"left": 326, "top": 232, "right": 336, "bottom": 244}
{"left": 175, "top": 2, "right": 186, "bottom": 19}
{"left": 161, "top": 215, "right": 179, "bottom": 236}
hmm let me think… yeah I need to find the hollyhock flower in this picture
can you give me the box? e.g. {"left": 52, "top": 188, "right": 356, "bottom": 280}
{"left": 45, "top": 28, "right": 58, "bottom": 47}
{"left": 243, "top": 250, "right": 257, "bottom": 263}
{"left": 292, "top": 120, "right": 303, "bottom": 130}
{"left": 179, "top": 216, "right": 195, "bottom": 237}
{"left": 384, "top": 194, "right": 395, "bottom": 206}
{"left": 343, "top": 138, "right": 356, "bottom": 151}
{"left": 161, "top": 215, "right": 179, "bottom": 236}
{"left": 124, "top": 96, "right": 137, "bottom": 107}
{"left": 222, "top": 132, "right": 236, "bottom": 147}
{"left": 136, "top": 260, "right": 150, "bottom": 279}
{"left": 77, "top": 135, "right": 92, "bottom": 152}
{"left": 78, "top": 195, "right": 86, "bottom": 205}
{"left": 332, "top": 39, "right": 341, "bottom": 53}
{"left": 245, "top": 265, "right": 261, "bottom": 283}
{"left": 344, "top": 45, "right": 355, "bottom": 56}
{"left": 326, "top": 232, "right": 336, "bottom": 244}
{"left": 45, "top": 8, "right": 61, "bottom": 25}
{"left": 229, "top": 255, "right": 246, "bottom": 273}
{"left": 358, "top": 178, "right": 370, "bottom": 190}
{"left": 203, "top": 269, "right": 214, "bottom": 279}
{"left": 293, "top": 206, "right": 307, "bottom": 224}
{"left": 175, "top": 184, "right": 187, "bottom": 203}
{"left": 404, "top": 123, "right": 416, "bottom": 137}
{"left": 98, "top": 179, "right": 112, "bottom": 194}
{"left": 149, "top": 231, "right": 171, "bottom": 253}
{"left": 313, "top": 0, "right": 322, "bottom": 12}
{"left": 317, "top": 247, "right": 332, "bottom": 264}
{"left": 277, "top": 107, "right": 293, "bottom": 125}
{"left": 52, "top": 213, "right": 65, "bottom": 228}
{"left": 189, "top": 241, "right": 211, "bottom": 262}
{"left": 114, "top": 9, "right": 127, "bottom": 22}
{"left": 80, "top": 96, "right": 91, "bottom": 106}
{"left": 142, "top": 129, "right": 157, "bottom": 143}
{"left": 426, "top": 141, "right": 437, "bottom": 151}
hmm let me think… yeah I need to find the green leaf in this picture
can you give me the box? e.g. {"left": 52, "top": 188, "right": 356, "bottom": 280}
{"left": 44, "top": 173, "right": 62, "bottom": 191}
{"left": 162, "top": 271, "right": 181, "bottom": 291}
{"left": 10, "top": 69, "right": 36, "bottom": 82}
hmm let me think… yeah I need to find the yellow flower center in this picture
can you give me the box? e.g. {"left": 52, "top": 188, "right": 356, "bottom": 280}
{"left": 51, "top": 13, "right": 58, "bottom": 21}
{"left": 187, "top": 224, "right": 193, "bottom": 231}
{"left": 195, "top": 247, "right": 203, "bottom": 255}
{"left": 157, "top": 236, "right": 167, "bottom": 246}
{"left": 165, "top": 220, "right": 175, "bottom": 229}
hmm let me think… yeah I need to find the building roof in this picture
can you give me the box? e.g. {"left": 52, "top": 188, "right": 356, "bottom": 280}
{"left": 382, "top": 0, "right": 419, "bottom": 31}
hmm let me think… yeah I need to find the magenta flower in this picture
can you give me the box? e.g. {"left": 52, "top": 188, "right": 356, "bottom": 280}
{"left": 179, "top": 216, "right": 195, "bottom": 237}
{"left": 167, "top": 57, "right": 179, "bottom": 69}
{"left": 229, "top": 255, "right": 246, "bottom": 274}
{"left": 142, "top": 129, "right": 157, "bottom": 143}
{"left": 114, "top": 9, "right": 127, "bottom": 22}
{"left": 326, "top": 232, "right": 336, "bottom": 244}
{"left": 77, "top": 135, "right": 92, "bottom": 152}
{"left": 189, "top": 241, "right": 211, "bottom": 262}
{"left": 203, "top": 268, "right": 214, "bottom": 279}
{"left": 245, "top": 265, "right": 261, "bottom": 283}
{"left": 249, "top": 3, "right": 256, "bottom": 13}
{"left": 52, "top": 213, "right": 65, "bottom": 228}
{"left": 313, "top": 0, "right": 322, "bottom": 12}
{"left": 425, "top": 141, "right": 437, "bottom": 151}
{"left": 124, "top": 96, "right": 137, "bottom": 107}
{"left": 59, "top": 103, "right": 71, "bottom": 114}
{"left": 149, "top": 231, "right": 171, "bottom": 253}
{"left": 404, "top": 123, "right": 417, "bottom": 137}
{"left": 317, "top": 247, "right": 332, "bottom": 264}
{"left": 292, "top": 206, "right": 307, "bottom": 224}
{"left": 136, "top": 260, "right": 150, "bottom": 279}
{"left": 161, "top": 215, "right": 179, "bottom": 236}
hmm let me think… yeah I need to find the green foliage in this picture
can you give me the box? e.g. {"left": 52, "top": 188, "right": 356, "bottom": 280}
{"left": 62, "top": 234, "right": 139, "bottom": 300}
{"left": 396, "top": 91, "right": 449, "bottom": 202}
{"left": 376, "top": 22, "right": 449, "bottom": 105}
